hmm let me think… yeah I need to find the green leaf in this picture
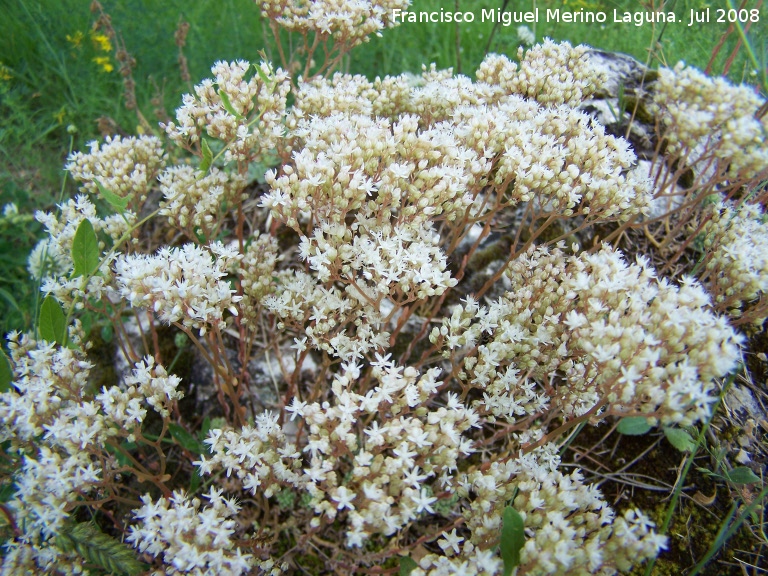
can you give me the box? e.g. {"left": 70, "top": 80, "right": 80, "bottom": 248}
{"left": 0, "top": 349, "right": 12, "bottom": 393}
{"left": 663, "top": 427, "right": 697, "bottom": 452}
{"left": 199, "top": 139, "right": 213, "bottom": 173}
{"left": 56, "top": 522, "right": 146, "bottom": 575}
{"left": 79, "top": 311, "right": 93, "bottom": 337}
{"left": 696, "top": 466, "right": 719, "bottom": 479}
{"left": 254, "top": 61, "right": 274, "bottom": 91}
{"left": 95, "top": 180, "right": 129, "bottom": 213}
{"left": 0, "top": 480, "right": 16, "bottom": 503}
{"left": 218, "top": 89, "right": 244, "bottom": 120}
{"left": 500, "top": 506, "right": 525, "bottom": 576}
{"left": 101, "top": 323, "right": 114, "bottom": 343}
{"left": 617, "top": 416, "right": 652, "bottom": 435}
{"left": 190, "top": 466, "right": 201, "bottom": 493}
{"left": 399, "top": 556, "right": 418, "bottom": 576}
{"left": 71, "top": 218, "right": 100, "bottom": 278}
{"left": 725, "top": 466, "right": 760, "bottom": 485}
{"left": 39, "top": 296, "right": 67, "bottom": 345}
{"left": 200, "top": 416, "right": 211, "bottom": 442}
{"left": 168, "top": 422, "right": 204, "bottom": 454}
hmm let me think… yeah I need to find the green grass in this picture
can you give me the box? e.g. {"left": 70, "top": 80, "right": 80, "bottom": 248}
{"left": 355, "top": 0, "right": 767, "bottom": 79}
{"left": 0, "top": 0, "right": 765, "bottom": 336}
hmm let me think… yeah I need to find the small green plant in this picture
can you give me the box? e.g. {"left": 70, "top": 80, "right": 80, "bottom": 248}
{"left": 55, "top": 522, "right": 146, "bottom": 576}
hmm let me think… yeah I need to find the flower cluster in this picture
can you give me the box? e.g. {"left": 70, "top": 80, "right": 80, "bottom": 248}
{"left": 33, "top": 195, "right": 134, "bottom": 304}
{"left": 289, "top": 40, "right": 605, "bottom": 127}
{"left": 97, "top": 356, "right": 184, "bottom": 440}
{"left": 281, "top": 65, "right": 651, "bottom": 225}
{"left": 264, "top": 112, "right": 478, "bottom": 228}
{"left": 238, "top": 231, "right": 281, "bottom": 327}
{"left": 650, "top": 61, "right": 768, "bottom": 178}
{"left": 0, "top": 332, "right": 184, "bottom": 572}
{"left": 158, "top": 165, "right": 246, "bottom": 238}
{"left": 433, "top": 243, "right": 741, "bottom": 426}
{"left": 0, "top": 448, "right": 101, "bottom": 575}
{"left": 453, "top": 98, "right": 652, "bottom": 219}
{"left": 453, "top": 442, "right": 666, "bottom": 574}
{"left": 260, "top": 111, "right": 476, "bottom": 358}
{"left": 409, "top": 65, "right": 499, "bottom": 123}
{"left": 65, "top": 135, "right": 166, "bottom": 204}
{"left": 258, "top": 0, "right": 409, "bottom": 48}
{"left": 700, "top": 199, "right": 768, "bottom": 324}
{"left": 264, "top": 269, "right": 389, "bottom": 362}
{"left": 477, "top": 39, "right": 604, "bottom": 107}
{"left": 300, "top": 219, "right": 457, "bottom": 297}
{"left": 194, "top": 412, "right": 304, "bottom": 496}
{"left": 114, "top": 242, "right": 242, "bottom": 335}
{"left": 163, "top": 59, "right": 290, "bottom": 164}
{"left": 290, "top": 73, "right": 381, "bottom": 120}
{"left": 126, "top": 488, "right": 253, "bottom": 575}
{"left": 288, "top": 66, "right": 491, "bottom": 127}
{"left": 282, "top": 358, "right": 478, "bottom": 548}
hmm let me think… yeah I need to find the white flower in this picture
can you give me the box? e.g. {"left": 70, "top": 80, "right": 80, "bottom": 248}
{"left": 332, "top": 486, "right": 356, "bottom": 511}
{"left": 411, "top": 489, "right": 437, "bottom": 514}
{"left": 438, "top": 528, "right": 464, "bottom": 555}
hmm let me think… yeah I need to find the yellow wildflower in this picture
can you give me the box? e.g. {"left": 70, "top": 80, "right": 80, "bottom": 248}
{"left": 0, "top": 62, "right": 12, "bottom": 81}
{"left": 93, "top": 56, "right": 114, "bottom": 73}
{"left": 54, "top": 106, "right": 67, "bottom": 124}
{"left": 66, "top": 30, "right": 84, "bottom": 48}
{"left": 91, "top": 32, "right": 113, "bottom": 53}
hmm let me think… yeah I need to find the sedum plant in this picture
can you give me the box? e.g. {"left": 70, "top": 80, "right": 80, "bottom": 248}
{"left": 0, "top": 1, "right": 764, "bottom": 574}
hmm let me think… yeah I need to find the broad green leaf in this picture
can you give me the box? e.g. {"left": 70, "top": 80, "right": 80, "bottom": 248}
{"left": 500, "top": 506, "right": 525, "bottom": 576}
{"left": 199, "top": 139, "right": 213, "bottom": 173}
{"left": 71, "top": 218, "right": 100, "bottom": 278}
{"left": 663, "top": 427, "right": 696, "bottom": 452}
{"left": 0, "top": 349, "right": 12, "bottom": 393}
{"left": 39, "top": 296, "right": 67, "bottom": 345}
{"left": 725, "top": 466, "right": 760, "bottom": 485}
{"left": 617, "top": 416, "right": 652, "bottom": 436}
{"left": 95, "top": 180, "right": 129, "bottom": 213}
{"left": 218, "top": 89, "right": 244, "bottom": 120}
{"left": 168, "top": 422, "right": 204, "bottom": 454}
{"left": 399, "top": 556, "right": 418, "bottom": 576}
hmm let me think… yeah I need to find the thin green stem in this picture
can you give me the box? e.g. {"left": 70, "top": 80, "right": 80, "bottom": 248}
{"left": 725, "top": 0, "right": 768, "bottom": 95}
{"left": 687, "top": 484, "right": 768, "bottom": 576}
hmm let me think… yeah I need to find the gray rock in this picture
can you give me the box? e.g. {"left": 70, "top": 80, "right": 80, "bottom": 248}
{"left": 585, "top": 49, "right": 657, "bottom": 99}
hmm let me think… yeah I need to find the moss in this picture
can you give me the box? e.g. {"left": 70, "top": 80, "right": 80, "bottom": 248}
{"left": 563, "top": 420, "right": 760, "bottom": 575}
